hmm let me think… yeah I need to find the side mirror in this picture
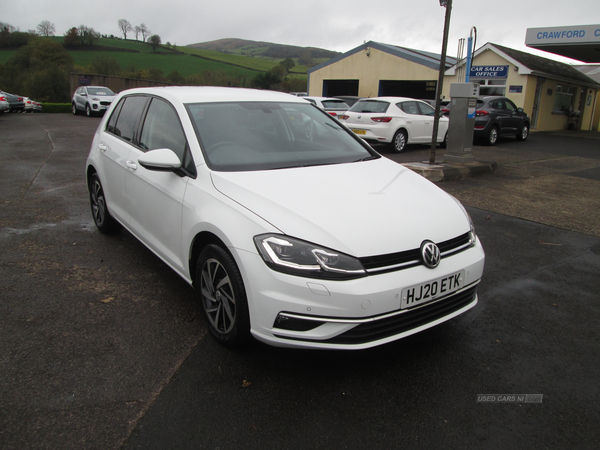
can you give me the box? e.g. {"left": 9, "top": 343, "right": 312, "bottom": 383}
{"left": 138, "top": 148, "right": 182, "bottom": 172}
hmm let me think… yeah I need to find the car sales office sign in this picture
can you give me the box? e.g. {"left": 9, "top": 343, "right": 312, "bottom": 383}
{"left": 470, "top": 65, "right": 509, "bottom": 79}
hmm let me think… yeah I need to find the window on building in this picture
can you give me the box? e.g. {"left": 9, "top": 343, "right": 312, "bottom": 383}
{"left": 553, "top": 85, "right": 577, "bottom": 113}
{"left": 477, "top": 79, "right": 506, "bottom": 96}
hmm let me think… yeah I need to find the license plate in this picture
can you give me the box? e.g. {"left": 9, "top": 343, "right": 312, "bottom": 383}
{"left": 401, "top": 271, "right": 464, "bottom": 309}
{"left": 352, "top": 129, "right": 367, "bottom": 135}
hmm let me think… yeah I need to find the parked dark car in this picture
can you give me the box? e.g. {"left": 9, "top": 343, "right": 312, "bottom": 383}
{"left": 1, "top": 91, "right": 25, "bottom": 113}
{"left": 442, "top": 96, "right": 530, "bottom": 146}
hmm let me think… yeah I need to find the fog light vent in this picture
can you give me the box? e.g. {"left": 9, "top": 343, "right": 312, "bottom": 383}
{"left": 273, "top": 313, "right": 325, "bottom": 332}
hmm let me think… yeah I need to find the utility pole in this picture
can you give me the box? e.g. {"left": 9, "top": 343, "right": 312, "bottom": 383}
{"left": 429, "top": 0, "right": 453, "bottom": 164}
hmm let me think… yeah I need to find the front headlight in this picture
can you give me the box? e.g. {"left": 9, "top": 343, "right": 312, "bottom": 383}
{"left": 254, "top": 234, "right": 366, "bottom": 280}
{"left": 447, "top": 194, "right": 477, "bottom": 247}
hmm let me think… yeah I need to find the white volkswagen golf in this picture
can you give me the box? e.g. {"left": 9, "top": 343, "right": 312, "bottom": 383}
{"left": 86, "top": 86, "right": 485, "bottom": 350}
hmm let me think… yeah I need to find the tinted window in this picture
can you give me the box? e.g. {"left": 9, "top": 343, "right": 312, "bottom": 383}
{"left": 349, "top": 100, "right": 389, "bottom": 113}
{"left": 399, "top": 101, "right": 420, "bottom": 115}
{"left": 321, "top": 100, "right": 350, "bottom": 110}
{"left": 106, "top": 98, "right": 125, "bottom": 135}
{"left": 504, "top": 99, "right": 518, "bottom": 112}
{"left": 187, "top": 102, "right": 377, "bottom": 172}
{"left": 87, "top": 87, "right": 114, "bottom": 96}
{"left": 139, "top": 98, "right": 194, "bottom": 174}
{"left": 417, "top": 102, "right": 435, "bottom": 116}
{"left": 112, "top": 96, "right": 148, "bottom": 142}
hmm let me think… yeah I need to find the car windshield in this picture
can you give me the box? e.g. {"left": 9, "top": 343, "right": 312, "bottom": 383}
{"left": 187, "top": 102, "right": 377, "bottom": 172}
{"left": 349, "top": 100, "right": 390, "bottom": 113}
{"left": 321, "top": 100, "right": 350, "bottom": 110}
{"left": 87, "top": 88, "right": 114, "bottom": 96}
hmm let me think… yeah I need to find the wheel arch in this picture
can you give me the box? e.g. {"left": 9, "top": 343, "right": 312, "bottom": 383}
{"left": 189, "top": 231, "right": 230, "bottom": 289}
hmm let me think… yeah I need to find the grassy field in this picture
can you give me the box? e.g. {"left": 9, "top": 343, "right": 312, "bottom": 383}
{"left": 0, "top": 37, "right": 311, "bottom": 85}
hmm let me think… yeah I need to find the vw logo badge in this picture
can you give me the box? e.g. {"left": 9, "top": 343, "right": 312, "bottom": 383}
{"left": 421, "top": 241, "right": 441, "bottom": 269}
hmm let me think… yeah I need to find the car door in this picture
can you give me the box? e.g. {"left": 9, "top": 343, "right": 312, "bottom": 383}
{"left": 488, "top": 98, "right": 512, "bottom": 134}
{"left": 416, "top": 101, "right": 444, "bottom": 142}
{"left": 97, "top": 95, "right": 148, "bottom": 224}
{"left": 503, "top": 98, "right": 524, "bottom": 132}
{"left": 125, "top": 96, "right": 191, "bottom": 273}
{"left": 398, "top": 101, "right": 427, "bottom": 142}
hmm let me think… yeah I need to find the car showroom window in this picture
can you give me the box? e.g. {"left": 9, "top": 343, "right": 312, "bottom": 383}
{"left": 109, "top": 96, "right": 148, "bottom": 142}
{"left": 477, "top": 79, "right": 506, "bottom": 96}
{"left": 553, "top": 85, "right": 577, "bottom": 113}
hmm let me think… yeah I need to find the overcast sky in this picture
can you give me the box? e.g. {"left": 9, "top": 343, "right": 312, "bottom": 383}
{"left": 2, "top": 0, "right": 599, "bottom": 64}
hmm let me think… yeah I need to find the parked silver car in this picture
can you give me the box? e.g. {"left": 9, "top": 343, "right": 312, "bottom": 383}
{"left": 72, "top": 86, "right": 116, "bottom": 117}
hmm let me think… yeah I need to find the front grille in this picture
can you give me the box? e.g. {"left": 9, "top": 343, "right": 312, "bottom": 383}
{"left": 327, "top": 285, "right": 477, "bottom": 345}
{"left": 359, "top": 232, "right": 472, "bottom": 274}
{"left": 100, "top": 101, "right": 112, "bottom": 106}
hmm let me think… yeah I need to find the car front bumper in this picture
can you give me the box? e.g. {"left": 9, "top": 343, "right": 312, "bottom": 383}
{"left": 236, "top": 239, "right": 485, "bottom": 349}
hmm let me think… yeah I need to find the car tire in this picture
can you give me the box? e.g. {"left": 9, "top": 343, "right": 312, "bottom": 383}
{"left": 440, "top": 132, "right": 448, "bottom": 149}
{"left": 516, "top": 123, "right": 529, "bottom": 141}
{"left": 89, "top": 173, "right": 122, "bottom": 234}
{"left": 85, "top": 104, "right": 92, "bottom": 117}
{"left": 72, "top": 103, "right": 78, "bottom": 115}
{"left": 391, "top": 129, "right": 408, "bottom": 153}
{"left": 196, "top": 244, "right": 251, "bottom": 347}
{"left": 485, "top": 126, "right": 499, "bottom": 146}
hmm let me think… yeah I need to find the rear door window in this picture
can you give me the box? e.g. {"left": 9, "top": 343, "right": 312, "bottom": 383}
{"left": 108, "top": 96, "right": 148, "bottom": 142}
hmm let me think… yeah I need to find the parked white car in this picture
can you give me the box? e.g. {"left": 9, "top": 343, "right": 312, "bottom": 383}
{"left": 303, "top": 96, "right": 350, "bottom": 119}
{"left": 72, "top": 86, "right": 116, "bottom": 117}
{"left": 0, "top": 93, "right": 9, "bottom": 113}
{"left": 341, "top": 97, "right": 449, "bottom": 152}
{"left": 86, "top": 86, "right": 485, "bottom": 350}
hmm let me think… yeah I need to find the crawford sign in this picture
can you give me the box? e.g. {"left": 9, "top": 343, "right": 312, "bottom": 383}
{"left": 470, "top": 65, "right": 508, "bottom": 79}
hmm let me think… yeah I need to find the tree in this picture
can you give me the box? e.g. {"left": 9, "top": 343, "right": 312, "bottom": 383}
{"left": 63, "top": 27, "right": 79, "bottom": 47}
{"left": 139, "top": 23, "right": 150, "bottom": 42}
{"left": 77, "top": 25, "right": 89, "bottom": 45}
{"left": 148, "top": 34, "right": 161, "bottom": 52}
{"left": 134, "top": 26, "right": 141, "bottom": 40}
{"left": 279, "top": 58, "right": 295, "bottom": 72}
{"left": 86, "top": 28, "right": 100, "bottom": 46}
{"left": 89, "top": 55, "right": 121, "bottom": 76}
{"left": 117, "top": 19, "right": 133, "bottom": 40}
{"left": 36, "top": 20, "right": 55, "bottom": 36}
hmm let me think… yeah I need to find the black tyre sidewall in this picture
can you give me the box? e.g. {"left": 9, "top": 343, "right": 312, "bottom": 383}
{"left": 196, "top": 244, "right": 251, "bottom": 347}
{"left": 89, "top": 173, "right": 121, "bottom": 233}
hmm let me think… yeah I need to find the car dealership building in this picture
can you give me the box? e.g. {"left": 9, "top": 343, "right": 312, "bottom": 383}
{"left": 307, "top": 25, "right": 600, "bottom": 132}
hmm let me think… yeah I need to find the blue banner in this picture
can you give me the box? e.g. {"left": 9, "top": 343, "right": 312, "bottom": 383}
{"left": 470, "top": 65, "right": 509, "bottom": 79}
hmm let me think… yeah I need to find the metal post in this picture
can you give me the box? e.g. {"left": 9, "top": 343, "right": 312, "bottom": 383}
{"left": 429, "top": 0, "right": 452, "bottom": 164}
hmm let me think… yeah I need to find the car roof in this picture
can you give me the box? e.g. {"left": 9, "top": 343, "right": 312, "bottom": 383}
{"left": 303, "top": 96, "right": 345, "bottom": 101}
{"left": 357, "top": 97, "right": 428, "bottom": 103}
{"left": 116, "top": 86, "right": 308, "bottom": 105}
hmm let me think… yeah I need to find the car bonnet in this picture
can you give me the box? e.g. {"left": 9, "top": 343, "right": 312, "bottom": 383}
{"left": 210, "top": 158, "right": 470, "bottom": 257}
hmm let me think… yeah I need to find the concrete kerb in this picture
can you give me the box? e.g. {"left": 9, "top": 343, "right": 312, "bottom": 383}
{"left": 403, "top": 160, "right": 498, "bottom": 182}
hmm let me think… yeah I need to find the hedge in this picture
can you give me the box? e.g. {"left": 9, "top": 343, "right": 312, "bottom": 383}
{"left": 40, "top": 103, "right": 72, "bottom": 113}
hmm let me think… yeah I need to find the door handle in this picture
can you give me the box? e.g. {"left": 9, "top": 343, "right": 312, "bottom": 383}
{"left": 99, "top": 143, "right": 107, "bottom": 152}
{"left": 126, "top": 161, "right": 137, "bottom": 170}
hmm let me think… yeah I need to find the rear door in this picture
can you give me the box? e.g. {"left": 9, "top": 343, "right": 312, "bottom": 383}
{"left": 96, "top": 95, "right": 148, "bottom": 224}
